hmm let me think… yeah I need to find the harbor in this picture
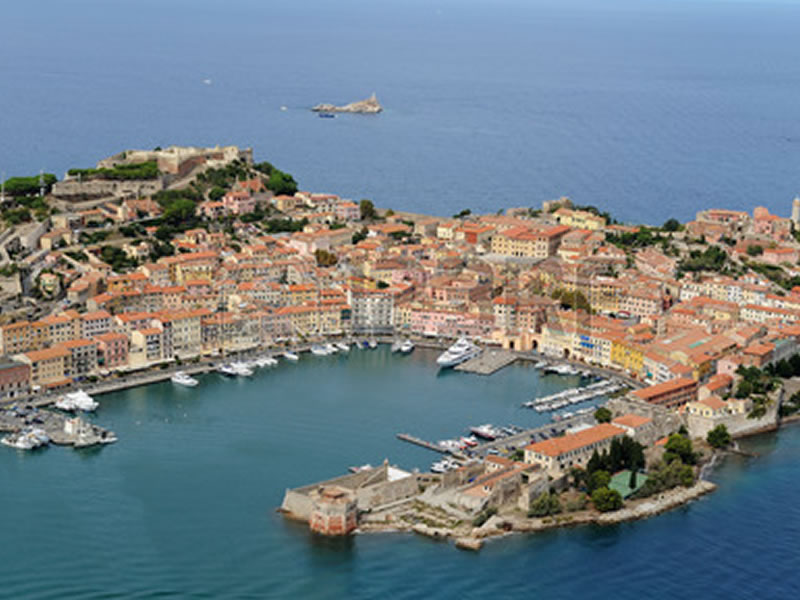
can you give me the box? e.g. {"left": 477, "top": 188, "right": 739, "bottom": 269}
{"left": 0, "top": 403, "right": 116, "bottom": 448}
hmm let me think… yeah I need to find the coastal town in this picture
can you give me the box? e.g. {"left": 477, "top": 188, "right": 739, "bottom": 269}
{"left": 3, "top": 145, "right": 800, "bottom": 546}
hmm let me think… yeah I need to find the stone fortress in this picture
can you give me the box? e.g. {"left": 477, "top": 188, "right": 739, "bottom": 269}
{"left": 51, "top": 145, "right": 253, "bottom": 202}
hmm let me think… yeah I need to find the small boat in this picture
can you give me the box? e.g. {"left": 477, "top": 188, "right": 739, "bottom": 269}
{"left": 391, "top": 341, "right": 402, "bottom": 353}
{"left": 1, "top": 427, "right": 49, "bottom": 450}
{"left": 368, "top": 339, "right": 378, "bottom": 349}
{"left": 460, "top": 436, "right": 478, "bottom": 448}
{"left": 399, "top": 340, "right": 415, "bottom": 354}
{"left": 311, "top": 345, "right": 329, "bottom": 356}
{"left": 336, "top": 342, "right": 350, "bottom": 352}
{"left": 533, "top": 360, "right": 547, "bottom": 369}
{"left": 437, "top": 439, "right": 462, "bottom": 452}
{"left": 230, "top": 362, "right": 253, "bottom": 376}
{"left": 261, "top": 356, "right": 279, "bottom": 367}
{"left": 171, "top": 371, "right": 199, "bottom": 387}
{"left": 470, "top": 424, "right": 500, "bottom": 440}
{"left": 280, "top": 105, "right": 288, "bottom": 111}
{"left": 325, "top": 343, "right": 338, "bottom": 354}
{"left": 360, "top": 340, "right": 370, "bottom": 349}
{"left": 216, "top": 363, "right": 238, "bottom": 377}
{"left": 318, "top": 112, "right": 335, "bottom": 119}
{"left": 283, "top": 351, "right": 299, "bottom": 362}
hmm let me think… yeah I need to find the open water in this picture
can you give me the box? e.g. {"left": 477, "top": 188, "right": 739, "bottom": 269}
{"left": 3, "top": 0, "right": 800, "bottom": 224}
{"left": 1, "top": 347, "right": 799, "bottom": 598}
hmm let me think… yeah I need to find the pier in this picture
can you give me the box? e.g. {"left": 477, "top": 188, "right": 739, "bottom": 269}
{"left": 396, "top": 433, "right": 449, "bottom": 454}
{"left": 454, "top": 349, "right": 517, "bottom": 375}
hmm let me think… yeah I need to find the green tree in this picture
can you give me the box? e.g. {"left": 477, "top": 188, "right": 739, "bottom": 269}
{"left": 588, "top": 470, "right": 610, "bottom": 493}
{"left": 360, "top": 199, "right": 377, "bottom": 221}
{"left": 591, "top": 487, "right": 623, "bottom": 512}
{"left": 209, "top": 186, "right": 226, "bottom": 201}
{"left": 594, "top": 407, "right": 612, "bottom": 423}
{"left": 314, "top": 249, "right": 338, "bottom": 267}
{"left": 528, "top": 490, "right": 562, "bottom": 517}
{"left": 735, "top": 380, "right": 753, "bottom": 398}
{"left": 706, "top": 424, "right": 732, "bottom": 449}
{"left": 662, "top": 218, "right": 681, "bottom": 232}
{"left": 267, "top": 169, "right": 297, "bottom": 196}
{"left": 663, "top": 433, "right": 697, "bottom": 465}
{"left": 629, "top": 469, "right": 638, "bottom": 489}
{"left": 352, "top": 226, "right": 368, "bottom": 244}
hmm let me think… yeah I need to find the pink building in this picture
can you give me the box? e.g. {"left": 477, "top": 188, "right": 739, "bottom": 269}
{"left": 223, "top": 190, "right": 256, "bottom": 215}
{"left": 94, "top": 332, "right": 129, "bottom": 369}
{"left": 409, "top": 308, "right": 493, "bottom": 338}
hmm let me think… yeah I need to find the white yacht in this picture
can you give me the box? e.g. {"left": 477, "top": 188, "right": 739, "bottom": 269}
{"left": 283, "top": 351, "right": 299, "bottom": 361}
{"left": 261, "top": 356, "right": 279, "bottom": 367}
{"left": 171, "top": 371, "right": 199, "bottom": 387}
{"left": 216, "top": 363, "right": 239, "bottom": 377}
{"left": 325, "top": 343, "right": 338, "bottom": 354}
{"left": 399, "top": 340, "right": 415, "bottom": 354}
{"left": 368, "top": 339, "right": 378, "bottom": 349}
{"left": 437, "top": 439, "right": 462, "bottom": 453}
{"left": 391, "top": 340, "right": 403, "bottom": 353}
{"left": 436, "top": 337, "right": 481, "bottom": 368}
{"left": 230, "top": 361, "right": 254, "bottom": 376}
{"left": 55, "top": 390, "right": 98, "bottom": 412}
{"left": 311, "top": 345, "right": 329, "bottom": 356}
{"left": 335, "top": 342, "right": 350, "bottom": 352}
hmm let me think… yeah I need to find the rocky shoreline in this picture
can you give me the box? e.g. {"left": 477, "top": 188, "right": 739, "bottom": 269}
{"left": 358, "top": 479, "right": 717, "bottom": 551}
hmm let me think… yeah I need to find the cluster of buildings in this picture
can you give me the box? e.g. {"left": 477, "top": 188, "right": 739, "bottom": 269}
{"left": 2, "top": 148, "right": 800, "bottom": 436}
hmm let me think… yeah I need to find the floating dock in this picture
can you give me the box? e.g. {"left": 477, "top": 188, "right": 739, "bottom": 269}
{"left": 454, "top": 350, "right": 517, "bottom": 375}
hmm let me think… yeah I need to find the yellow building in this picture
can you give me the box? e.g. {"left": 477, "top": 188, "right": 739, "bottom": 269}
{"left": 610, "top": 338, "right": 644, "bottom": 375}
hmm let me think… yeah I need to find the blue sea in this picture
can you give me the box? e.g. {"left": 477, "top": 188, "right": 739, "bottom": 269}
{"left": 2, "top": 0, "right": 800, "bottom": 224}
{"left": 3, "top": 1, "right": 800, "bottom": 597}
{"left": 1, "top": 347, "right": 799, "bottom": 599}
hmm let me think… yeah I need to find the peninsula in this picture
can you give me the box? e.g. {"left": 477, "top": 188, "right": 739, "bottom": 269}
{"left": 312, "top": 93, "right": 383, "bottom": 114}
{"left": 3, "top": 145, "right": 800, "bottom": 550}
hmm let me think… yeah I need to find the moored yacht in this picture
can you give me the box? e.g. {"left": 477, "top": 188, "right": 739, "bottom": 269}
{"left": 171, "top": 371, "right": 199, "bottom": 387}
{"left": 391, "top": 340, "right": 402, "bottom": 353}
{"left": 230, "top": 361, "right": 253, "bottom": 376}
{"left": 399, "top": 339, "right": 415, "bottom": 354}
{"left": 216, "top": 363, "right": 238, "bottom": 377}
{"left": 436, "top": 337, "right": 481, "bottom": 368}
{"left": 283, "top": 351, "right": 300, "bottom": 361}
{"left": 311, "top": 345, "right": 329, "bottom": 356}
{"left": 325, "top": 343, "right": 338, "bottom": 354}
{"left": 335, "top": 342, "right": 350, "bottom": 352}
{"left": 55, "top": 390, "right": 98, "bottom": 412}
{"left": 470, "top": 424, "right": 501, "bottom": 440}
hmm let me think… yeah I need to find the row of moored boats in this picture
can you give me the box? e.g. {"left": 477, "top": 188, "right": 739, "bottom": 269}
{"left": 522, "top": 379, "right": 625, "bottom": 412}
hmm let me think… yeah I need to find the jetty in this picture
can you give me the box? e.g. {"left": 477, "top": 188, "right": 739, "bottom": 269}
{"left": 454, "top": 349, "right": 517, "bottom": 375}
{"left": 0, "top": 405, "right": 116, "bottom": 448}
{"left": 396, "top": 433, "right": 449, "bottom": 454}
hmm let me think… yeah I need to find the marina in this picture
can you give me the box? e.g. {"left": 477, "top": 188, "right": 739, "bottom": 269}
{"left": 522, "top": 379, "right": 627, "bottom": 412}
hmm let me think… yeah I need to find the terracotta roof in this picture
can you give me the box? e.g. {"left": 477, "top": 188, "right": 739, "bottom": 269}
{"left": 525, "top": 424, "right": 625, "bottom": 458}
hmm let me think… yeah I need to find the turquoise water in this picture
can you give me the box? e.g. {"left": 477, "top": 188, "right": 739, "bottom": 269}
{"left": 3, "top": 0, "right": 800, "bottom": 224}
{"left": 1, "top": 347, "right": 799, "bottom": 598}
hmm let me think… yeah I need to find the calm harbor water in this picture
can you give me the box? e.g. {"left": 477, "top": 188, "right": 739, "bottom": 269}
{"left": 1, "top": 347, "right": 799, "bottom": 598}
{"left": 3, "top": 0, "right": 800, "bottom": 224}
